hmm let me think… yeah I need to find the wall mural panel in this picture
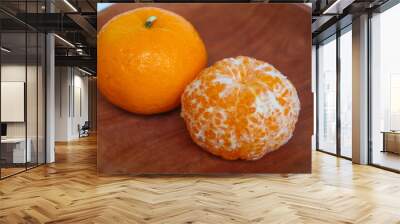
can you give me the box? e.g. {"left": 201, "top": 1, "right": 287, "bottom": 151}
{"left": 97, "top": 3, "right": 312, "bottom": 174}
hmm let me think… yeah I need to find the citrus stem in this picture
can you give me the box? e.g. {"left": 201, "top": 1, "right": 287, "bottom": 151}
{"left": 144, "top": 16, "right": 157, "bottom": 28}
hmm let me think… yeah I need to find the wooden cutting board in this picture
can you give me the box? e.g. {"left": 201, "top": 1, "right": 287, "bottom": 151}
{"left": 97, "top": 3, "right": 312, "bottom": 174}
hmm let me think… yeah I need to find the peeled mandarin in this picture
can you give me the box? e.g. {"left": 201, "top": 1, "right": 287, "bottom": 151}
{"left": 181, "top": 56, "right": 300, "bottom": 160}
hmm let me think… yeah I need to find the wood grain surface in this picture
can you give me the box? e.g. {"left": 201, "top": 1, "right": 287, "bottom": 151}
{"left": 2, "top": 136, "right": 400, "bottom": 223}
{"left": 97, "top": 3, "right": 312, "bottom": 174}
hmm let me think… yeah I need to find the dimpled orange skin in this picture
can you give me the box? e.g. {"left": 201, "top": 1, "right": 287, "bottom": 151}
{"left": 181, "top": 56, "right": 300, "bottom": 160}
{"left": 98, "top": 7, "right": 207, "bottom": 114}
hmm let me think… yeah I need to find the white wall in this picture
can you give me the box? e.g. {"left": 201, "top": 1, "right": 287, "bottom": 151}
{"left": 72, "top": 73, "right": 89, "bottom": 138}
{"left": 54, "top": 67, "right": 89, "bottom": 141}
{"left": 55, "top": 66, "right": 70, "bottom": 141}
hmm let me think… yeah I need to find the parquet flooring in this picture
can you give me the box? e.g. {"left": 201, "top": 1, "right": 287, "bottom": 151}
{"left": 0, "top": 135, "right": 400, "bottom": 223}
{"left": 1, "top": 167, "right": 26, "bottom": 178}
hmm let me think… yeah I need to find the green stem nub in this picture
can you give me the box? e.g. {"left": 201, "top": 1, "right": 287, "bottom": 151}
{"left": 144, "top": 16, "right": 157, "bottom": 28}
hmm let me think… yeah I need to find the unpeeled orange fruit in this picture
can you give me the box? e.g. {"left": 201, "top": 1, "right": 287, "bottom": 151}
{"left": 98, "top": 7, "right": 207, "bottom": 114}
{"left": 181, "top": 56, "right": 300, "bottom": 160}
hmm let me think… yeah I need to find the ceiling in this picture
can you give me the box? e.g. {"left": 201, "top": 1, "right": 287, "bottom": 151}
{"left": 1, "top": 32, "right": 45, "bottom": 64}
{"left": 0, "top": 0, "right": 394, "bottom": 74}
{"left": 0, "top": 0, "right": 97, "bottom": 74}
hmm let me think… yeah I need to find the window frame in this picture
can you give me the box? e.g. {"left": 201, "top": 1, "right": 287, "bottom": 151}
{"left": 315, "top": 24, "right": 353, "bottom": 161}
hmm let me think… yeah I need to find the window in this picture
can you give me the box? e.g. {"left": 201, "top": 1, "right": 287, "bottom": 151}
{"left": 317, "top": 36, "right": 337, "bottom": 154}
{"left": 0, "top": 1, "right": 46, "bottom": 179}
{"left": 370, "top": 3, "right": 400, "bottom": 171}
{"left": 316, "top": 25, "right": 353, "bottom": 159}
{"left": 390, "top": 75, "right": 400, "bottom": 130}
{"left": 339, "top": 28, "right": 352, "bottom": 158}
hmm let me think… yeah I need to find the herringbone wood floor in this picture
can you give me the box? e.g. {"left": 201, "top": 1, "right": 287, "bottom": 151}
{"left": 1, "top": 135, "right": 400, "bottom": 224}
